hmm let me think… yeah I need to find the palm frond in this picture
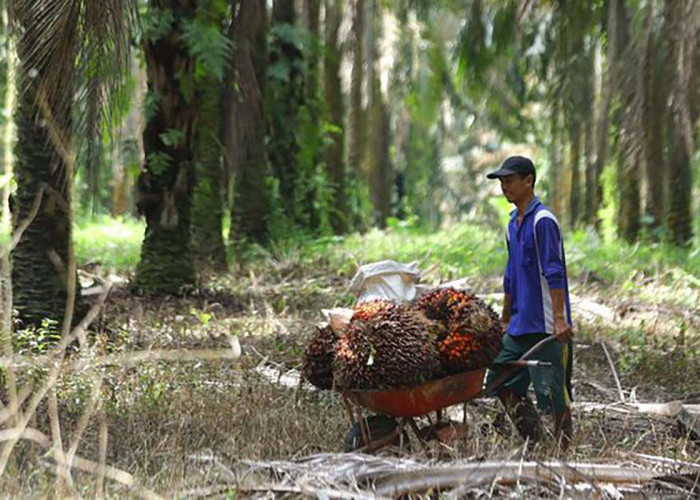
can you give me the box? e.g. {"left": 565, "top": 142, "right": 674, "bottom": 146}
{"left": 9, "top": 0, "right": 138, "bottom": 166}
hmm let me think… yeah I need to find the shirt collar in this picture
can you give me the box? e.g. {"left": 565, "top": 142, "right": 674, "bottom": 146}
{"left": 509, "top": 196, "right": 542, "bottom": 221}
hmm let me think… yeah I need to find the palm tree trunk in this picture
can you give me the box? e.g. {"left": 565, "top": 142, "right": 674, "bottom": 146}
{"left": 615, "top": 0, "right": 641, "bottom": 242}
{"left": 86, "top": 75, "right": 102, "bottom": 217}
{"left": 642, "top": 4, "right": 666, "bottom": 240}
{"left": 367, "top": 79, "right": 391, "bottom": 228}
{"left": 348, "top": 0, "right": 365, "bottom": 177}
{"left": 549, "top": 103, "right": 564, "bottom": 217}
{"left": 1, "top": 7, "right": 15, "bottom": 230}
{"left": 223, "top": 0, "right": 270, "bottom": 244}
{"left": 569, "top": 123, "right": 582, "bottom": 228}
{"left": 323, "top": 0, "right": 347, "bottom": 234}
{"left": 135, "top": 0, "right": 198, "bottom": 294}
{"left": 11, "top": 7, "right": 76, "bottom": 324}
{"left": 268, "top": 0, "right": 304, "bottom": 222}
{"left": 111, "top": 59, "right": 145, "bottom": 218}
{"left": 365, "top": 0, "right": 391, "bottom": 227}
{"left": 665, "top": 0, "right": 698, "bottom": 246}
{"left": 191, "top": 75, "right": 227, "bottom": 271}
{"left": 305, "top": 0, "right": 320, "bottom": 101}
{"left": 582, "top": 42, "right": 596, "bottom": 227}
{"left": 589, "top": 0, "right": 619, "bottom": 230}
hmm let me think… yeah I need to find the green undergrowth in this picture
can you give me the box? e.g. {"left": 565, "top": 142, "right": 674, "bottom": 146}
{"left": 67, "top": 215, "right": 700, "bottom": 297}
{"left": 284, "top": 223, "right": 700, "bottom": 295}
{"left": 73, "top": 215, "right": 144, "bottom": 272}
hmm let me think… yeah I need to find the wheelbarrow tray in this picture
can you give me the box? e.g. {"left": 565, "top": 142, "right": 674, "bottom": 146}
{"left": 341, "top": 368, "right": 486, "bottom": 418}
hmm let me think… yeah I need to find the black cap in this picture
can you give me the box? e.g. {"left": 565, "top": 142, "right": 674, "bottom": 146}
{"left": 487, "top": 155, "right": 535, "bottom": 179}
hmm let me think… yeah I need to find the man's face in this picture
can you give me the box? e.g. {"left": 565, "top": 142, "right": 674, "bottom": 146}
{"left": 499, "top": 174, "right": 532, "bottom": 204}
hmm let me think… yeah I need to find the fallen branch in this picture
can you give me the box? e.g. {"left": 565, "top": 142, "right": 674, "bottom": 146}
{"left": 369, "top": 461, "right": 658, "bottom": 497}
{"left": 574, "top": 401, "right": 700, "bottom": 417}
{"left": 182, "top": 484, "right": 383, "bottom": 499}
{"left": 622, "top": 452, "right": 700, "bottom": 470}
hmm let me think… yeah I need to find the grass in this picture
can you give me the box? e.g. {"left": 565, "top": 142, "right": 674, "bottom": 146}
{"left": 67, "top": 212, "right": 700, "bottom": 292}
{"left": 73, "top": 215, "right": 144, "bottom": 273}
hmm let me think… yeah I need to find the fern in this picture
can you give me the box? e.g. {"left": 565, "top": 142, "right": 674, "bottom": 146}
{"left": 159, "top": 128, "right": 184, "bottom": 147}
{"left": 181, "top": 18, "right": 232, "bottom": 81}
{"left": 147, "top": 152, "right": 173, "bottom": 177}
{"left": 142, "top": 7, "right": 175, "bottom": 43}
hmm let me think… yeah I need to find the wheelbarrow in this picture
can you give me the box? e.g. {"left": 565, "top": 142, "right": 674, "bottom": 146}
{"left": 340, "top": 336, "right": 557, "bottom": 453}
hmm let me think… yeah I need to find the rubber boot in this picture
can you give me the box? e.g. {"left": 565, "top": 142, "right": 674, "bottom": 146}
{"left": 554, "top": 409, "right": 573, "bottom": 451}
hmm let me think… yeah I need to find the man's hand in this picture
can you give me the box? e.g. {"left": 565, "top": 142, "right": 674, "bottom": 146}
{"left": 501, "top": 294, "right": 511, "bottom": 334}
{"left": 549, "top": 288, "right": 572, "bottom": 343}
{"left": 500, "top": 318, "right": 509, "bottom": 334}
{"left": 553, "top": 316, "right": 573, "bottom": 343}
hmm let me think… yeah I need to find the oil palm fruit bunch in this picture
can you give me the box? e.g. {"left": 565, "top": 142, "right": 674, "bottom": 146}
{"left": 414, "top": 288, "right": 502, "bottom": 373}
{"left": 302, "top": 324, "right": 338, "bottom": 390}
{"left": 351, "top": 299, "right": 398, "bottom": 321}
{"left": 334, "top": 305, "right": 442, "bottom": 390}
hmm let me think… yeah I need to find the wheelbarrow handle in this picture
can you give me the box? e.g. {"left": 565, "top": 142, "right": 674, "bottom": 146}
{"left": 481, "top": 335, "right": 559, "bottom": 396}
{"left": 494, "top": 360, "right": 553, "bottom": 368}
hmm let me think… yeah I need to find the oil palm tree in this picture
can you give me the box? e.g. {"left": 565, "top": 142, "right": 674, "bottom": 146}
{"left": 9, "top": 0, "right": 134, "bottom": 324}
{"left": 134, "top": 0, "right": 199, "bottom": 293}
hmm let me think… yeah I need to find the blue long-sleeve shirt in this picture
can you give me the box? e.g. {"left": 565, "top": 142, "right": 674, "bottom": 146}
{"left": 503, "top": 197, "right": 572, "bottom": 336}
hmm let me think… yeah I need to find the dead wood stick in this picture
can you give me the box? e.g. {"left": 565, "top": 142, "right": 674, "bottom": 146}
{"left": 0, "top": 183, "right": 46, "bottom": 259}
{"left": 0, "top": 426, "right": 51, "bottom": 445}
{"left": 600, "top": 341, "right": 625, "bottom": 402}
{"left": 0, "top": 385, "right": 31, "bottom": 426}
{"left": 48, "top": 389, "right": 76, "bottom": 493}
{"left": 73, "top": 280, "right": 113, "bottom": 347}
{"left": 371, "top": 462, "right": 658, "bottom": 497}
{"left": 0, "top": 347, "right": 241, "bottom": 372}
{"left": 190, "top": 484, "right": 383, "bottom": 500}
{"left": 0, "top": 358, "right": 62, "bottom": 476}
{"left": 623, "top": 452, "right": 700, "bottom": 470}
{"left": 0, "top": 425, "right": 161, "bottom": 499}
{"left": 356, "top": 425, "right": 402, "bottom": 454}
{"left": 66, "top": 373, "right": 104, "bottom": 472}
{"left": 574, "top": 401, "right": 694, "bottom": 416}
{"left": 0, "top": 186, "right": 44, "bottom": 426}
{"left": 0, "top": 281, "right": 113, "bottom": 475}
{"left": 97, "top": 411, "right": 108, "bottom": 500}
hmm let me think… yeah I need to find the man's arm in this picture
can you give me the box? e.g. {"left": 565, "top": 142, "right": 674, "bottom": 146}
{"left": 502, "top": 231, "right": 512, "bottom": 333}
{"left": 535, "top": 217, "right": 573, "bottom": 343}
{"left": 501, "top": 293, "right": 511, "bottom": 333}
{"left": 550, "top": 288, "right": 573, "bottom": 343}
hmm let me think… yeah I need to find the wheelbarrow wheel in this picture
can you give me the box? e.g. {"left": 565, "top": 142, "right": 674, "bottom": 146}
{"left": 344, "top": 415, "right": 410, "bottom": 452}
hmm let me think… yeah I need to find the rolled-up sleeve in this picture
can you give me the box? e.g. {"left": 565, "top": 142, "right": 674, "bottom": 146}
{"left": 535, "top": 218, "right": 566, "bottom": 289}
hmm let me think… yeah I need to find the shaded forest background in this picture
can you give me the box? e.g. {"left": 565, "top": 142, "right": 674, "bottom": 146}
{"left": 3, "top": 0, "right": 700, "bottom": 325}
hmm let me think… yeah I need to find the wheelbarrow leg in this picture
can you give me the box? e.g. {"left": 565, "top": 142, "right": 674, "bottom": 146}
{"left": 407, "top": 417, "right": 432, "bottom": 457}
{"left": 355, "top": 406, "right": 370, "bottom": 448}
{"left": 356, "top": 424, "right": 403, "bottom": 454}
{"left": 341, "top": 397, "right": 356, "bottom": 426}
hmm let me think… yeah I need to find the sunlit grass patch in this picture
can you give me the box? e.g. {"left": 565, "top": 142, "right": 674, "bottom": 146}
{"left": 298, "top": 223, "right": 506, "bottom": 287}
{"left": 74, "top": 215, "right": 144, "bottom": 273}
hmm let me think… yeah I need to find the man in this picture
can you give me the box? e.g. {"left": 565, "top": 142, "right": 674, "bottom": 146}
{"left": 485, "top": 155, "right": 574, "bottom": 450}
